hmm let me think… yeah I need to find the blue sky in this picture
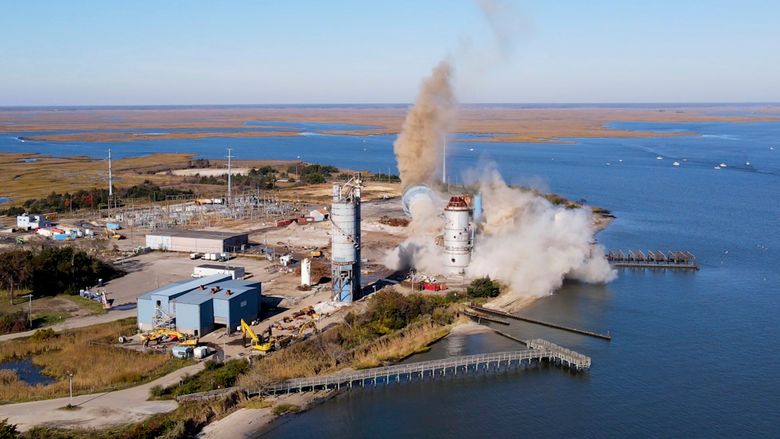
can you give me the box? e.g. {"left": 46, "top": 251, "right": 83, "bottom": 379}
{"left": 1, "top": 0, "right": 778, "bottom": 105}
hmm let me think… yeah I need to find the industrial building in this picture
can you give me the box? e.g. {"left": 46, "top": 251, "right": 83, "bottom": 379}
{"left": 137, "top": 273, "right": 261, "bottom": 336}
{"left": 331, "top": 176, "right": 362, "bottom": 303}
{"left": 16, "top": 213, "right": 51, "bottom": 230}
{"left": 145, "top": 229, "right": 248, "bottom": 253}
{"left": 193, "top": 264, "right": 245, "bottom": 279}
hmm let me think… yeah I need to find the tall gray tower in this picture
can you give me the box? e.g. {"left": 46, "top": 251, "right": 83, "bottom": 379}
{"left": 330, "top": 175, "right": 362, "bottom": 303}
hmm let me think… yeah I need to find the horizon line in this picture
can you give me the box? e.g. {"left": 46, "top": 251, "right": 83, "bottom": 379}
{"left": 1, "top": 102, "right": 779, "bottom": 110}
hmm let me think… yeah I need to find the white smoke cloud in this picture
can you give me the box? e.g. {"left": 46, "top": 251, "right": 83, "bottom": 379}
{"left": 465, "top": 168, "right": 616, "bottom": 309}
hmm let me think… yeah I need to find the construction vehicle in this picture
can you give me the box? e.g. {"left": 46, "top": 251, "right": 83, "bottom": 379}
{"left": 297, "top": 320, "right": 318, "bottom": 337}
{"left": 141, "top": 329, "right": 186, "bottom": 346}
{"left": 240, "top": 319, "right": 272, "bottom": 352}
{"left": 104, "top": 227, "right": 124, "bottom": 240}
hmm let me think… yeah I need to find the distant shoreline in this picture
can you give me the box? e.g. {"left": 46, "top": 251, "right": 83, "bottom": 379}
{"left": 2, "top": 104, "right": 779, "bottom": 144}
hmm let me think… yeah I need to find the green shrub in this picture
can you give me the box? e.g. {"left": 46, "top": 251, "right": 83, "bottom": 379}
{"left": 466, "top": 277, "right": 501, "bottom": 298}
{"left": 29, "top": 328, "right": 55, "bottom": 341}
{"left": 0, "top": 418, "right": 19, "bottom": 439}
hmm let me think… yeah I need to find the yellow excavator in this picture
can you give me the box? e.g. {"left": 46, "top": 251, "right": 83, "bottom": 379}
{"left": 240, "top": 319, "right": 272, "bottom": 352}
{"left": 141, "top": 329, "right": 187, "bottom": 346}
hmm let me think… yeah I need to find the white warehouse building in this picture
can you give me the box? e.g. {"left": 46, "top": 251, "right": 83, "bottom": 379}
{"left": 146, "top": 230, "right": 249, "bottom": 253}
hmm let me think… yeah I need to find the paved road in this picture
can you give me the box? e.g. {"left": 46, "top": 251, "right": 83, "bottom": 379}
{"left": 0, "top": 362, "right": 205, "bottom": 432}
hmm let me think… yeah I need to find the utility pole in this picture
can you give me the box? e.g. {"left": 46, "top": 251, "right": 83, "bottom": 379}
{"left": 227, "top": 147, "right": 233, "bottom": 206}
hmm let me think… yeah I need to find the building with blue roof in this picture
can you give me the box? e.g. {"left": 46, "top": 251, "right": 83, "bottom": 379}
{"left": 136, "top": 273, "right": 261, "bottom": 336}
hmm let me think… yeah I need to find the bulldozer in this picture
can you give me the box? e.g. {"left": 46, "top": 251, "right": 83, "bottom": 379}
{"left": 240, "top": 319, "right": 272, "bottom": 352}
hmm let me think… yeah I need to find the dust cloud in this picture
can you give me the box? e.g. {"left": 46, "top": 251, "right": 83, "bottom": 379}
{"left": 392, "top": 60, "right": 456, "bottom": 189}
{"left": 384, "top": 61, "right": 615, "bottom": 309}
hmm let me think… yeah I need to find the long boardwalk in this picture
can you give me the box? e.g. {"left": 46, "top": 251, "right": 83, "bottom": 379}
{"left": 248, "top": 340, "right": 591, "bottom": 396}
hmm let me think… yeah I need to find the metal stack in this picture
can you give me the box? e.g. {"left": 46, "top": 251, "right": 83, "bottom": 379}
{"left": 330, "top": 175, "right": 363, "bottom": 302}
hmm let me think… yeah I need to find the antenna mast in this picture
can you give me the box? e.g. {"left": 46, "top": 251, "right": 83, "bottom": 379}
{"left": 442, "top": 136, "right": 446, "bottom": 185}
{"left": 227, "top": 147, "right": 232, "bottom": 206}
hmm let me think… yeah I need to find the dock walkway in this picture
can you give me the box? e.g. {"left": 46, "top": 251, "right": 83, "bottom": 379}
{"left": 468, "top": 305, "right": 612, "bottom": 340}
{"left": 607, "top": 249, "right": 698, "bottom": 270}
{"left": 248, "top": 340, "right": 590, "bottom": 396}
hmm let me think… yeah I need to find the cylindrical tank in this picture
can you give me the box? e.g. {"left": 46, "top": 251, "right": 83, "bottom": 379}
{"left": 331, "top": 180, "right": 362, "bottom": 303}
{"left": 443, "top": 196, "right": 472, "bottom": 274}
{"left": 401, "top": 185, "right": 435, "bottom": 217}
{"left": 301, "top": 258, "right": 311, "bottom": 286}
{"left": 331, "top": 201, "right": 358, "bottom": 265}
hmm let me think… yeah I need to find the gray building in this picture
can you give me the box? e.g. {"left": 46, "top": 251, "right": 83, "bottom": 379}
{"left": 145, "top": 230, "right": 248, "bottom": 253}
{"left": 137, "top": 273, "right": 261, "bottom": 336}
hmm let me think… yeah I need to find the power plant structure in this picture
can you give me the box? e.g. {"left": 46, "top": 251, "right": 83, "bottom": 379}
{"left": 330, "top": 175, "right": 363, "bottom": 303}
{"left": 443, "top": 195, "right": 474, "bottom": 274}
{"left": 401, "top": 185, "right": 478, "bottom": 276}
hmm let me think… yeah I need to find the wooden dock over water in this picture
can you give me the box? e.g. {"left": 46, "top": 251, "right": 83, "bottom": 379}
{"left": 248, "top": 340, "right": 591, "bottom": 396}
{"left": 468, "top": 305, "right": 612, "bottom": 340}
{"left": 607, "top": 250, "right": 698, "bottom": 270}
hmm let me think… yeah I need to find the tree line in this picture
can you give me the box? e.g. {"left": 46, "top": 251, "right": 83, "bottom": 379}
{"left": 0, "top": 247, "right": 124, "bottom": 303}
{"left": 0, "top": 181, "right": 194, "bottom": 216}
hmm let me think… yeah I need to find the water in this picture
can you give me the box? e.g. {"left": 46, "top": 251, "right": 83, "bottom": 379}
{"left": 254, "top": 121, "right": 780, "bottom": 438}
{"left": 2, "top": 119, "right": 780, "bottom": 436}
{"left": 0, "top": 197, "right": 9, "bottom": 204}
{"left": 0, "top": 358, "right": 55, "bottom": 386}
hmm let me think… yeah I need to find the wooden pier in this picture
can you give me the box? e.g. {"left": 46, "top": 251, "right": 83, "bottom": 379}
{"left": 248, "top": 340, "right": 591, "bottom": 396}
{"left": 467, "top": 305, "right": 612, "bottom": 341}
{"left": 607, "top": 250, "right": 698, "bottom": 270}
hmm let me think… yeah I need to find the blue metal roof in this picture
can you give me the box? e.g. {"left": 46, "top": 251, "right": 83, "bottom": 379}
{"left": 175, "top": 292, "right": 215, "bottom": 305}
{"left": 140, "top": 274, "right": 232, "bottom": 299}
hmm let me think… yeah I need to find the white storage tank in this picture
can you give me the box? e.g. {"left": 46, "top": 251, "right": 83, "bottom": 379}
{"left": 301, "top": 258, "right": 311, "bottom": 286}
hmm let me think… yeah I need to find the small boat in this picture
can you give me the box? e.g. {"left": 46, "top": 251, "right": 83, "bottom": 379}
{"left": 746, "top": 161, "right": 751, "bottom": 166}
{"left": 606, "top": 162, "right": 611, "bottom": 166}
{"left": 714, "top": 166, "right": 721, "bottom": 170}
{"left": 656, "top": 156, "right": 663, "bottom": 160}
{"left": 469, "top": 147, "right": 474, "bottom": 152}
{"left": 618, "top": 159, "right": 623, "bottom": 162}
{"left": 719, "top": 162, "right": 727, "bottom": 168}
{"left": 673, "top": 161, "right": 680, "bottom": 166}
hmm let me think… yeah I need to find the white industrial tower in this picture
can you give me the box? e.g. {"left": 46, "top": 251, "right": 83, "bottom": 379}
{"left": 330, "top": 175, "right": 363, "bottom": 302}
{"left": 443, "top": 196, "right": 473, "bottom": 274}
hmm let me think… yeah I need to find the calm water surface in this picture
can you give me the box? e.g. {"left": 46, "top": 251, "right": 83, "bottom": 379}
{"left": 1, "top": 120, "right": 779, "bottom": 436}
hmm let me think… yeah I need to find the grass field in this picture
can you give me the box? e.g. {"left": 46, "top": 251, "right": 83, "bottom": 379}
{"left": 0, "top": 318, "right": 189, "bottom": 403}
